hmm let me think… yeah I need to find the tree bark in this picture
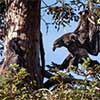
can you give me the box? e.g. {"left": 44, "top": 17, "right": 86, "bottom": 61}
{"left": 0, "top": 0, "right": 42, "bottom": 89}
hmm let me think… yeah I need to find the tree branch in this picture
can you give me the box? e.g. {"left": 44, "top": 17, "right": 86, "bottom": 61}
{"left": 40, "top": 32, "right": 45, "bottom": 71}
{"left": 41, "top": 0, "right": 58, "bottom": 9}
{"left": 44, "top": 75, "right": 90, "bottom": 89}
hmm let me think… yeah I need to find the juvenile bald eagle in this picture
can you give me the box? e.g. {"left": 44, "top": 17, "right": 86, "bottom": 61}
{"left": 52, "top": 32, "right": 99, "bottom": 71}
{"left": 52, "top": 32, "right": 89, "bottom": 70}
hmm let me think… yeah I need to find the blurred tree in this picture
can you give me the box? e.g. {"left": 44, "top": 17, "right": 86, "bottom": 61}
{"left": 0, "top": 0, "right": 43, "bottom": 89}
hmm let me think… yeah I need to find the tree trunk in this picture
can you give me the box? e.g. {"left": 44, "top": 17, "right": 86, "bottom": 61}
{"left": 0, "top": 0, "right": 42, "bottom": 89}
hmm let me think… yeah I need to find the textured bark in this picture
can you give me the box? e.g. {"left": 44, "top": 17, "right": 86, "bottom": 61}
{"left": 0, "top": 0, "right": 42, "bottom": 89}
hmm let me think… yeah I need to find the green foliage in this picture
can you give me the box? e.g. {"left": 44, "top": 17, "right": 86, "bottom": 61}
{"left": 43, "top": 0, "right": 100, "bottom": 31}
{"left": 0, "top": 60, "right": 100, "bottom": 100}
{"left": 41, "top": 57, "right": 100, "bottom": 100}
{"left": 34, "top": 59, "right": 100, "bottom": 100}
{"left": 47, "top": 2, "right": 79, "bottom": 31}
{"left": 32, "top": 80, "right": 100, "bottom": 100}
{"left": 46, "top": 0, "right": 86, "bottom": 30}
{"left": 0, "top": 64, "right": 35, "bottom": 100}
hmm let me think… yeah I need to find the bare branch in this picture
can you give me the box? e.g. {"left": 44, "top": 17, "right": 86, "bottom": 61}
{"left": 41, "top": 18, "right": 53, "bottom": 33}
{"left": 41, "top": 0, "right": 58, "bottom": 9}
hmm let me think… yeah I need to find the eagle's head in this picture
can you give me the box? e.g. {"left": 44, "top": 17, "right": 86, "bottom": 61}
{"left": 52, "top": 33, "right": 78, "bottom": 51}
{"left": 53, "top": 38, "right": 64, "bottom": 51}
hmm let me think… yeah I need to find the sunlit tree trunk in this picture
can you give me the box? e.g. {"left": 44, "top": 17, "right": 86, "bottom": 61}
{"left": 0, "top": 0, "right": 42, "bottom": 89}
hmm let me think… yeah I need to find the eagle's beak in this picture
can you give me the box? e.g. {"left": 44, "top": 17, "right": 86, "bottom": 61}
{"left": 52, "top": 44, "right": 59, "bottom": 51}
{"left": 53, "top": 46, "right": 56, "bottom": 51}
